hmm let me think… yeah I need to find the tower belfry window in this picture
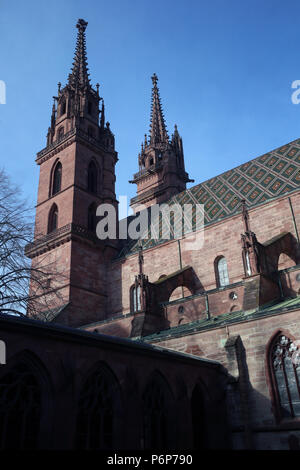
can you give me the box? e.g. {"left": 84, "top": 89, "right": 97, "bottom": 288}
{"left": 60, "top": 97, "right": 66, "bottom": 116}
{"left": 48, "top": 204, "right": 58, "bottom": 233}
{"left": 87, "top": 161, "right": 97, "bottom": 193}
{"left": 57, "top": 127, "right": 64, "bottom": 141}
{"left": 52, "top": 162, "right": 62, "bottom": 195}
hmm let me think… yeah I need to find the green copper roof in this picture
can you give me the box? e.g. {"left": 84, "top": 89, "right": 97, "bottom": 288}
{"left": 117, "top": 137, "right": 300, "bottom": 259}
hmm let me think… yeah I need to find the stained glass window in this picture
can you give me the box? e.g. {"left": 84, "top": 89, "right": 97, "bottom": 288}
{"left": 217, "top": 257, "right": 229, "bottom": 287}
{"left": 271, "top": 335, "right": 300, "bottom": 419}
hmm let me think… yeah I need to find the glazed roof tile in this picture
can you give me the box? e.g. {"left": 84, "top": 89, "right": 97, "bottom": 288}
{"left": 117, "top": 137, "right": 300, "bottom": 259}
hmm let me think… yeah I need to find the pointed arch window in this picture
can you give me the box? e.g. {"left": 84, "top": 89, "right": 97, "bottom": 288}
{"left": 216, "top": 256, "right": 229, "bottom": 287}
{"left": 87, "top": 161, "right": 98, "bottom": 194}
{"left": 60, "top": 97, "right": 66, "bottom": 116}
{"left": 269, "top": 334, "right": 300, "bottom": 420}
{"left": 142, "top": 374, "right": 170, "bottom": 449}
{"left": 48, "top": 204, "right": 58, "bottom": 233}
{"left": 52, "top": 162, "right": 62, "bottom": 195}
{"left": 0, "top": 361, "right": 42, "bottom": 449}
{"left": 130, "top": 284, "right": 141, "bottom": 312}
{"left": 57, "top": 127, "right": 64, "bottom": 141}
{"left": 88, "top": 126, "right": 95, "bottom": 138}
{"left": 75, "top": 364, "right": 120, "bottom": 450}
{"left": 245, "top": 251, "right": 251, "bottom": 276}
{"left": 88, "top": 203, "right": 97, "bottom": 233}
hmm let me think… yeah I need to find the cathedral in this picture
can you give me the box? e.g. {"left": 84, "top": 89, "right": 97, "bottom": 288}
{"left": 1, "top": 18, "right": 300, "bottom": 450}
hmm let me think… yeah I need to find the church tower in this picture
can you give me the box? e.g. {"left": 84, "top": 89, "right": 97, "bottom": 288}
{"left": 130, "top": 74, "right": 193, "bottom": 212}
{"left": 25, "top": 19, "right": 118, "bottom": 326}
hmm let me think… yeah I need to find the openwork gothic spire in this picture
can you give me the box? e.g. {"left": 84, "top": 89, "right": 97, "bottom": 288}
{"left": 149, "top": 74, "right": 169, "bottom": 145}
{"left": 68, "top": 19, "right": 90, "bottom": 89}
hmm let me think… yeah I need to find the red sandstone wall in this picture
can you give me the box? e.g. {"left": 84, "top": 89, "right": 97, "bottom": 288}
{"left": 35, "top": 143, "right": 77, "bottom": 236}
{"left": 107, "top": 192, "right": 300, "bottom": 319}
{"left": 29, "top": 242, "right": 72, "bottom": 316}
{"left": 151, "top": 308, "right": 300, "bottom": 450}
{"left": 84, "top": 315, "right": 134, "bottom": 337}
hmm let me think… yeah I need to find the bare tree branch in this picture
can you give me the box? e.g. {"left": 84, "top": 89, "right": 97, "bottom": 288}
{"left": 0, "top": 168, "right": 67, "bottom": 320}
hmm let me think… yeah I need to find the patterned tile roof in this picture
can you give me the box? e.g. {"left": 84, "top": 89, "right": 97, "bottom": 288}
{"left": 117, "top": 137, "right": 300, "bottom": 259}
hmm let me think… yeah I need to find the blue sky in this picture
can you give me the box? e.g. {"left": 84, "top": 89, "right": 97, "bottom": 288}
{"left": 1, "top": 0, "right": 300, "bottom": 209}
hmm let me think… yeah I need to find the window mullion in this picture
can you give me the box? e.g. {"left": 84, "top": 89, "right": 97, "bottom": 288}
{"left": 282, "top": 359, "right": 295, "bottom": 418}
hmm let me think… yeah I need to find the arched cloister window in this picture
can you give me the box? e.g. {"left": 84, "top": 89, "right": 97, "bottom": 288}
{"left": 87, "top": 161, "right": 98, "bottom": 194}
{"left": 52, "top": 161, "right": 62, "bottom": 196}
{"left": 269, "top": 333, "right": 300, "bottom": 421}
{"left": 216, "top": 256, "right": 229, "bottom": 287}
{"left": 75, "top": 364, "right": 121, "bottom": 450}
{"left": 130, "top": 284, "right": 141, "bottom": 312}
{"left": 48, "top": 204, "right": 58, "bottom": 233}
{"left": 142, "top": 372, "right": 172, "bottom": 449}
{"left": 88, "top": 203, "right": 97, "bottom": 233}
{"left": 191, "top": 383, "right": 207, "bottom": 449}
{"left": 0, "top": 360, "right": 42, "bottom": 449}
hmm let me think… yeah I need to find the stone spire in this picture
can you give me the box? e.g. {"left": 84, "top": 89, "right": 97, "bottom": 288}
{"left": 129, "top": 73, "right": 192, "bottom": 212}
{"left": 68, "top": 19, "right": 90, "bottom": 89}
{"left": 149, "top": 74, "right": 169, "bottom": 145}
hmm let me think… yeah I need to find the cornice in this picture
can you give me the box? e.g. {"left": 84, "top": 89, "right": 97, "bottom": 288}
{"left": 25, "top": 223, "right": 104, "bottom": 259}
{"left": 36, "top": 128, "right": 118, "bottom": 165}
